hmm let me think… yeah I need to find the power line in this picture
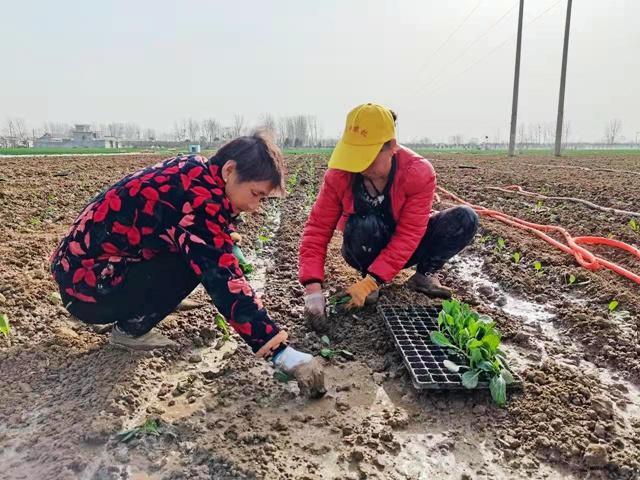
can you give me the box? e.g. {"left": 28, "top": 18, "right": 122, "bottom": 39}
{"left": 408, "top": 1, "right": 518, "bottom": 97}
{"left": 414, "top": 0, "right": 484, "bottom": 75}
{"left": 419, "top": 0, "right": 563, "bottom": 98}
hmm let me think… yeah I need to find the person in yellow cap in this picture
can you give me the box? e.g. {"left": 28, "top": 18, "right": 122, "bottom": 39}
{"left": 298, "top": 103, "right": 478, "bottom": 332}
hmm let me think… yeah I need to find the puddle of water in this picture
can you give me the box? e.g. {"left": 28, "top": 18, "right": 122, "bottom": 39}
{"left": 452, "top": 255, "right": 555, "bottom": 325}
{"left": 451, "top": 255, "right": 564, "bottom": 364}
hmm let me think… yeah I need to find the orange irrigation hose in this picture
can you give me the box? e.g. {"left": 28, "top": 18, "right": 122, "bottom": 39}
{"left": 437, "top": 186, "right": 640, "bottom": 285}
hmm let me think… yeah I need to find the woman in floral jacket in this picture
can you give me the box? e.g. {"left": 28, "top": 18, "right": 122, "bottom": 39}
{"left": 51, "top": 133, "right": 324, "bottom": 397}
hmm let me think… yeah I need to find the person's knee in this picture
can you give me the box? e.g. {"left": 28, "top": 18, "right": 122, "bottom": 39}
{"left": 456, "top": 205, "right": 479, "bottom": 239}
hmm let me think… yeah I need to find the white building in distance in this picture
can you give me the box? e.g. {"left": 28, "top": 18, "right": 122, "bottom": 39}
{"left": 34, "top": 124, "right": 120, "bottom": 148}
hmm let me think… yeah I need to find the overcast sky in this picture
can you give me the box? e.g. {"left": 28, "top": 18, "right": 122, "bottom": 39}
{"left": 1, "top": 0, "right": 638, "bottom": 142}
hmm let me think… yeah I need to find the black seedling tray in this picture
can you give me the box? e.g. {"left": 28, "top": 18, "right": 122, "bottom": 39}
{"left": 379, "top": 304, "right": 521, "bottom": 391}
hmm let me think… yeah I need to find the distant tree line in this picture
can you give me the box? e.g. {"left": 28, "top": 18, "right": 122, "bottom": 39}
{"left": 0, "top": 116, "right": 635, "bottom": 149}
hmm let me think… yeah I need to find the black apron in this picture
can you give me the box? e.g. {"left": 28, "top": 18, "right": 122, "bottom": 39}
{"left": 341, "top": 157, "right": 397, "bottom": 273}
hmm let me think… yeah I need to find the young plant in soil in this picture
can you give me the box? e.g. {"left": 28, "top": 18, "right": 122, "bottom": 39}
{"left": 319, "top": 335, "right": 354, "bottom": 360}
{"left": 0, "top": 312, "right": 10, "bottom": 338}
{"left": 512, "top": 251, "right": 522, "bottom": 264}
{"left": 117, "top": 417, "right": 161, "bottom": 443}
{"left": 629, "top": 218, "right": 639, "bottom": 233}
{"left": 494, "top": 237, "right": 506, "bottom": 254}
{"left": 327, "top": 294, "right": 351, "bottom": 316}
{"left": 214, "top": 313, "right": 231, "bottom": 342}
{"left": 429, "top": 299, "right": 514, "bottom": 406}
{"left": 533, "top": 261, "right": 543, "bottom": 276}
{"left": 532, "top": 200, "right": 544, "bottom": 213}
{"left": 606, "top": 299, "right": 631, "bottom": 321}
{"left": 565, "top": 273, "right": 577, "bottom": 286}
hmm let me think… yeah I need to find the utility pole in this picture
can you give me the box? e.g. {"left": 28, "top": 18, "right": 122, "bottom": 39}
{"left": 554, "top": 0, "right": 573, "bottom": 156}
{"left": 508, "top": 0, "right": 525, "bottom": 157}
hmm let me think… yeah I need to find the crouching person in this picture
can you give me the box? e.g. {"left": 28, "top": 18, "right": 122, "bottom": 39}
{"left": 299, "top": 104, "right": 479, "bottom": 332}
{"left": 50, "top": 133, "right": 325, "bottom": 398}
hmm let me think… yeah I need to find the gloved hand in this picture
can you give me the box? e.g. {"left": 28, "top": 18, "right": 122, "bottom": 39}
{"left": 343, "top": 275, "right": 379, "bottom": 310}
{"left": 273, "top": 346, "right": 326, "bottom": 398}
{"left": 230, "top": 232, "right": 242, "bottom": 244}
{"left": 303, "top": 289, "right": 329, "bottom": 333}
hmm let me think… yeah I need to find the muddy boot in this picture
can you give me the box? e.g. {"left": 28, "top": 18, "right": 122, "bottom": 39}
{"left": 406, "top": 272, "right": 453, "bottom": 298}
{"left": 110, "top": 326, "right": 178, "bottom": 351}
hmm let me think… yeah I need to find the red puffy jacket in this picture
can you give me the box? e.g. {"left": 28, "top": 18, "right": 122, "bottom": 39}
{"left": 299, "top": 146, "right": 436, "bottom": 285}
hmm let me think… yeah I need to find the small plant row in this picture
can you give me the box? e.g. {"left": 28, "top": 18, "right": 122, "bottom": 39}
{"left": 483, "top": 234, "right": 598, "bottom": 285}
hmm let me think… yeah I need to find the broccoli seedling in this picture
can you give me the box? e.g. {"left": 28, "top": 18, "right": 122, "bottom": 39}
{"left": 318, "top": 335, "right": 354, "bottom": 360}
{"left": 429, "top": 299, "right": 513, "bottom": 406}
{"left": 215, "top": 313, "right": 231, "bottom": 342}
{"left": 533, "top": 261, "right": 543, "bottom": 276}
{"left": 0, "top": 313, "right": 10, "bottom": 337}
{"left": 117, "top": 418, "right": 161, "bottom": 443}
{"left": 512, "top": 251, "right": 522, "bottom": 264}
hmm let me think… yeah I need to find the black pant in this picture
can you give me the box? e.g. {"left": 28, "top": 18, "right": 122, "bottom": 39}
{"left": 342, "top": 205, "right": 479, "bottom": 276}
{"left": 60, "top": 255, "right": 199, "bottom": 336}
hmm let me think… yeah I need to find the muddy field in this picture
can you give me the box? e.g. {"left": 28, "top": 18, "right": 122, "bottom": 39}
{"left": 1, "top": 151, "right": 639, "bottom": 480}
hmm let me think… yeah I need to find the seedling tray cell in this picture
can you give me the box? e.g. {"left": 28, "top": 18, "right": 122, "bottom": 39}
{"left": 379, "top": 304, "right": 520, "bottom": 391}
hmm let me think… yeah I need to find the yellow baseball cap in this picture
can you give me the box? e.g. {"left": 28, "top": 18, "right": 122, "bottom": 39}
{"left": 328, "top": 103, "right": 396, "bottom": 172}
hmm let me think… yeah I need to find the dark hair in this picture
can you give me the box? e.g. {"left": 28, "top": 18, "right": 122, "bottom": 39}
{"left": 382, "top": 109, "right": 398, "bottom": 150}
{"left": 213, "top": 131, "right": 285, "bottom": 193}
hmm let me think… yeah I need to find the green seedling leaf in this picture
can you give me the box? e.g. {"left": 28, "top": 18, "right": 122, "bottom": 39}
{"left": 494, "top": 237, "right": 506, "bottom": 253}
{"left": 629, "top": 218, "right": 639, "bottom": 232}
{"left": 273, "top": 370, "right": 293, "bottom": 383}
{"left": 533, "top": 261, "right": 543, "bottom": 275}
{"left": 512, "top": 251, "right": 521, "bottom": 264}
{"left": 239, "top": 262, "right": 254, "bottom": 275}
{"left": 430, "top": 331, "right": 454, "bottom": 348}
{"left": 320, "top": 335, "right": 331, "bottom": 346}
{"left": 142, "top": 418, "right": 160, "bottom": 435}
{"left": 320, "top": 348, "right": 335, "bottom": 359}
{"left": 608, "top": 300, "right": 619, "bottom": 313}
{"left": 478, "top": 360, "right": 495, "bottom": 373}
{"left": 482, "top": 333, "right": 501, "bottom": 352}
{"left": 489, "top": 375, "right": 507, "bottom": 407}
{"left": 461, "top": 370, "right": 480, "bottom": 389}
{"left": 117, "top": 428, "right": 138, "bottom": 443}
{"left": 501, "top": 369, "right": 515, "bottom": 385}
{"left": 49, "top": 291, "right": 62, "bottom": 305}
{"left": 329, "top": 295, "right": 351, "bottom": 306}
{"left": 338, "top": 350, "right": 355, "bottom": 360}
{"left": 258, "top": 234, "right": 270, "bottom": 244}
{"left": 567, "top": 274, "right": 576, "bottom": 285}
{"left": 533, "top": 200, "right": 544, "bottom": 212}
{"left": 443, "top": 360, "right": 459, "bottom": 372}
{"left": 0, "top": 313, "right": 10, "bottom": 337}
{"left": 117, "top": 418, "right": 161, "bottom": 443}
{"left": 214, "top": 313, "right": 230, "bottom": 342}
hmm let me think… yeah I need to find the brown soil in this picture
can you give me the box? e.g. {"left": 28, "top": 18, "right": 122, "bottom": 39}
{"left": 0, "top": 152, "right": 638, "bottom": 480}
